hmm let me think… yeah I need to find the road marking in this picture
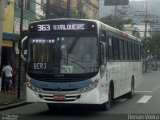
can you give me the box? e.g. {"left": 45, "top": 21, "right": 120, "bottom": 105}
{"left": 135, "top": 91, "right": 153, "bottom": 93}
{"left": 137, "top": 95, "right": 152, "bottom": 103}
{"left": 152, "top": 85, "right": 160, "bottom": 92}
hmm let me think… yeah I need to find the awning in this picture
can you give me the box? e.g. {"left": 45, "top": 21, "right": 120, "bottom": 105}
{"left": 2, "top": 32, "right": 18, "bottom": 40}
{"left": 0, "top": 40, "right": 13, "bottom": 47}
{"left": 0, "top": 32, "right": 18, "bottom": 47}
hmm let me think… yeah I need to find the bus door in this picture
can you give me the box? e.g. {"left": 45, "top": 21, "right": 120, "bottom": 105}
{"left": 99, "top": 29, "right": 108, "bottom": 98}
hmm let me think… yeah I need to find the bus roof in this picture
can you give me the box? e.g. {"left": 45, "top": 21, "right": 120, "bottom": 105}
{"left": 98, "top": 21, "right": 141, "bottom": 42}
{"left": 30, "top": 18, "right": 141, "bottom": 42}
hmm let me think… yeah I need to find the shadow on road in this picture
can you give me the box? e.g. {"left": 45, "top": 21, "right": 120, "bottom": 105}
{"left": 32, "top": 93, "right": 141, "bottom": 117}
{"left": 17, "top": 93, "right": 143, "bottom": 120}
{"left": 33, "top": 104, "right": 102, "bottom": 117}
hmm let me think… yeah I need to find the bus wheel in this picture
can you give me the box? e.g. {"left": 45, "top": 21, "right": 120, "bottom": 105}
{"left": 126, "top": 79, "right": 134, "bottom": 98}
{"left": 100, "top": 86, "right": 112, "bottom": 111}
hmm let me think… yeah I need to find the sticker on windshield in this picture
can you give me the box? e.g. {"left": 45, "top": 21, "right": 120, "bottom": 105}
{"left": 61, "top": 45, "right": 66, "bottom": 49}
{"left": 33, "top": 63, "right": 47, "bottom": 70}
{"left": 61, "top": 66, "right": 73, "bottom": 73}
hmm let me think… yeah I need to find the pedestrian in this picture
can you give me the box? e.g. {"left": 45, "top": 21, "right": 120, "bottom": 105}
{"left": 1, "top": 61, "right": 13, "bottom": 93}
{"left": 11, "top": 63, "right": 17, "bottom": 91}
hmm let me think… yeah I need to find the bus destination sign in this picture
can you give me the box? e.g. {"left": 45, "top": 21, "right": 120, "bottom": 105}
{"left": 37, "top": 24, "right": 85, "bottom": 32}
{"left": 30, "top": 22, "right": 96, "bottom": 32}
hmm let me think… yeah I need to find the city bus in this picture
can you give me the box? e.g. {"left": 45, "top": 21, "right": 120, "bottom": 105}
{"left": 21, "top": 18, "right": 142, "bottom": 111}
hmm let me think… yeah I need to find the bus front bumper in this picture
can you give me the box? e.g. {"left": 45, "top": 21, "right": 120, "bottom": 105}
{"left": 26, "top": 87, "right": 102, "bottom": 105}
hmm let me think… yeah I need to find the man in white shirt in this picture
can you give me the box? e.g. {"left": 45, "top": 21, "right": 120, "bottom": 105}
{"left": 2, "top": 61, "right": 13, "bottom": 93}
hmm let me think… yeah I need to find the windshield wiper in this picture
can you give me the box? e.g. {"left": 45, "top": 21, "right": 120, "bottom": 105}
{"left": 67, "top": 37, "right": 79, "bottom": 54}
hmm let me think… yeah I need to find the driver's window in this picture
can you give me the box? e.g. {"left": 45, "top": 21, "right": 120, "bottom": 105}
{"left": 100, "top": 29, "right": 106, "bottom": 42}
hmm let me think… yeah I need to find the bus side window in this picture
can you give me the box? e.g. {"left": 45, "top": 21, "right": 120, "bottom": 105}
{"left": 108, "top": 36, "right": 113, "bottom": 60}
{"left": 106, "top": 35, "right": 109, "bottom": 60}
{"left": 112, "top": 36, "right": 119, "bottom": 60}
{"left": 119, "top": 39, "right": 124, "bottom": 60}
{"left": 123, "top": 40, "right": 128, "bottom": 60}
{"left": 132, "top": 43, "right": 135, "bottom": 60}
{"left": 127, "top": 41, "right": 129, "bottom": 60}
{"left": 100, "top": 30, "right": 106, "bottom": 42}
{"left": 128, "top": 41, "right": 132, "bottom": 60}
{"left": 138, "top": 44, "right": 141, "bottom": 60}
{"left": 140, "top": 44, "right": 142, "bottom": 60}
{"left": 117, "top": 38, "right": 120, "bottom": 60}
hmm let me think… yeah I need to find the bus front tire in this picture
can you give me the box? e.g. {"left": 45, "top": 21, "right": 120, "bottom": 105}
{"left": 126, "top": 79, "right": 134, "bottom": 98}
{"left": 100, "top": 86, "right": 113, "bottom": 111}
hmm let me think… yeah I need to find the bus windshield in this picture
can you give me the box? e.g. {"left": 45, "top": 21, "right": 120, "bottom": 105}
{"left": 28, "top": 36, "right": 99, "bottom": 75}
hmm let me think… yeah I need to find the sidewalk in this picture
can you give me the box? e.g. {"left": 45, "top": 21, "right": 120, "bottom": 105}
{"left": 0, "top": 87, "right": 27, "bottom": 110}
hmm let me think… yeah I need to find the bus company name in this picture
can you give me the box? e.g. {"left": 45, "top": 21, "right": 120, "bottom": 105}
{"left": 37, "top": 24, "right": 85, "bottom": 31}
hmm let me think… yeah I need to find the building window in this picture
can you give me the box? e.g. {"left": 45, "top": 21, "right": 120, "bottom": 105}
{"left": 24, "top": 0, "right": 30, "bottom": 10}
{"left": 15, "top": 0, "right": 30, "bottom": 10}
{"left": 15, "top": 0, "right": 21, "bottom": 8}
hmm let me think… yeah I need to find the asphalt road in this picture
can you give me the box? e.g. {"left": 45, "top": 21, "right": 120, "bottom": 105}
{"left": 0, "top": 71, "right": 160, "bottom": 120}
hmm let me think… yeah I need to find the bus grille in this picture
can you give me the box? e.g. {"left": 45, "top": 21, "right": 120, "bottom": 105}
{"left": 39, "top": 94, "right": 81, "bottom": 102}
{"left": 41, "top": 88, "right": 79, "bottom": 91}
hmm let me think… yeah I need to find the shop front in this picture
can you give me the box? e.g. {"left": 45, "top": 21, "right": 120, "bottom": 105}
{"left": 0, "top": 32, "right": 17, "bottom": 91}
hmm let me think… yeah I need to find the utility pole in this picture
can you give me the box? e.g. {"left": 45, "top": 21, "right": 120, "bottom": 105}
{"left": 46, "top": 0, "right": 50, "bottom": 19}
{"left": 114, "top": 0, "right": 117, "bottom": 17}
{"left": 134, "top": 1, "right": 156, "bottom": 39}
{"left": 66, "top": 0, "right": 71, "bottom": 18}
{"left": 18, "top": 0, "right": 24, "bottom": 99}
{"left": 77, "top": 0, "right": 83, "bottom": 18}
{"left": 0, "top": 0, "right": 5, "bottom": 66}
{"left": 144, "top": 0, "right": 148, "bottom": 39}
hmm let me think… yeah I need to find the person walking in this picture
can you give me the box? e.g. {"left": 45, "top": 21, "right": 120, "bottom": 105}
{"left": 11, "top": 63, "right": 17, "bottom": 91}
{"left": 1, "top": 61, "right": 13, "bottom": 93}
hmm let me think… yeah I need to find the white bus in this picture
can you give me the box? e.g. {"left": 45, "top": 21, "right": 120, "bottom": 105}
{"left": 21, "top": 18, "right": 142, "bottom": 111}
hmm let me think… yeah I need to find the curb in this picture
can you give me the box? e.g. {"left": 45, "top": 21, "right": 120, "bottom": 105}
{"left": 0, "top": 101, "right": 30, "bottom": 111}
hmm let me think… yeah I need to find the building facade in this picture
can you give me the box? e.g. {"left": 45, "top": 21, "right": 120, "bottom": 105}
{"left": 1, "top": 0, "right": 37, "bottom": 83}
{"left": 45, "top": 0, "right": 99, "bottom": 19}
{"left": 1, "top": 0, "right": 15, "bottom": 69}
{"left": 1, "top": 0, "right": 99, "bottom": 70}
{"left": 14, "top": 0, "right": 37, "bottom": 57}
{"left": 82, "top": 0, "right": 99, "bottom": 19}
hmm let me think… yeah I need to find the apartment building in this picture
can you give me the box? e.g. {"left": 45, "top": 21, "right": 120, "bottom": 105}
{"left": 46, "top": 0, "right": 99, "bottom": 19}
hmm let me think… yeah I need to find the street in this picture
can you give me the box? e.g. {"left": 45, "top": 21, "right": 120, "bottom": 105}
{"left": 0, "top": 71, "right": 160, "bottom": 120}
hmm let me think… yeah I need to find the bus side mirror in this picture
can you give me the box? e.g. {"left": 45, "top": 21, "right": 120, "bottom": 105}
{"left": 100, "top": 41, "right": 106, "bottom": 65}
{"left": 21, "top": 36, "right": 28, "bottom": 62}
{"left": 99, "top": 41, "right": 106, "bottom": 77}
{"left": 18, "top": 30, "right": 28, "bottom": 50}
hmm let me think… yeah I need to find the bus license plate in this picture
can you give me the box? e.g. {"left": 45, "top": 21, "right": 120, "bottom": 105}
{"left": 53, "top": 95, "right": 65, "bottom": 100}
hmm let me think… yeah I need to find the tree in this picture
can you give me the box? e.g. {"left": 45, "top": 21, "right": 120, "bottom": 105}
{"left": 100, "top": 15, "right": 132, "bottom": 30}
{"left": 142, "top": 33, "right": 160, "bottom": 60}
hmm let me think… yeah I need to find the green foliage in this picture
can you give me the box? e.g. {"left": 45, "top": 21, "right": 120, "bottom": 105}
{"left": 142, "top": 33, "right": 160, "bottom": 59}
{"left": 82, "top": 13, "right": 89, "bottom": 19}
{"left": 100, "top": 15, "right": 132, "bottom": 30}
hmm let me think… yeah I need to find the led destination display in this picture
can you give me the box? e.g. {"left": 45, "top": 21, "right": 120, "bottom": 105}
{"left": 37, "top": 24, "right": 85, "bottom": 31}
{"left": 29, "top": 21, "right": 97, "bottom": 32}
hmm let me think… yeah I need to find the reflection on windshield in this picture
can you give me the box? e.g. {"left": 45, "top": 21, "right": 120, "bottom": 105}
{"left": 28, "top": 36, "right": 98, "bottom": 74}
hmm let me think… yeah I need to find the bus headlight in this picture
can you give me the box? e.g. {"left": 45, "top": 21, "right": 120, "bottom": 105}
{"left": 26, "top": 75, "right": 41, "bottom": 92}
{"left": 80, "top": 80, "right": 99, "bottom": 93}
